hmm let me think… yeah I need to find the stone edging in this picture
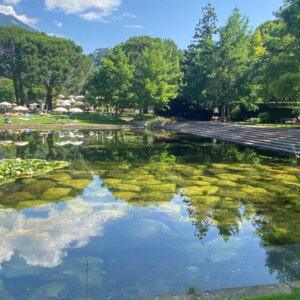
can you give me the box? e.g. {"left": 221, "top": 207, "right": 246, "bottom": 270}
{"left": 134, "top": 281, "right": 300, "bottom": 300}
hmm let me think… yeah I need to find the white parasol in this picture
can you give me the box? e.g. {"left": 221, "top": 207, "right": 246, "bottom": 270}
{"left": 13, "top": 106, "right": 28, "bottom": 111}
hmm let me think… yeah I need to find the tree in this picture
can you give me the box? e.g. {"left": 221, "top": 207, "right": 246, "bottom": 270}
{"left": 0, "top": 26, "right": 31, "bottom": 104}
{"left": 32, "top": 35, "right": 93, "bottom": 111}
{"left": 0, "top": 27, "right": 93, "bottom": 110}
{"left": 182, "top": 4, "right": 218, "bottom": 110}
{"left": 185, "top": 3, "right": 218, "bottom": 66}
{"left": 0, "top": 78, "right": 15, "bottom": 102}
{"left": 204, "top": 8, "right": 251, "bottom": 122}
{"left": 263, "top": 0, "right": 300, "bottom": 103}
{"left": 87, "top": 46, "right": 133, "bottom": 115}
{"left": 121, "top": 36, "right": 182, "bottom": 113}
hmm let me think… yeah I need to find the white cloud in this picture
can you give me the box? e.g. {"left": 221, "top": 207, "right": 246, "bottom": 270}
{"left": 54, "top": 20, "right": 63, "bottom": 27}
{"left": 47, "top": 32, "right": 63, "bottom": 38}
{"left": 45, "top": 0, "right": 121, "bottom": 22}
{"left": 122, "top": 11, "right": 136, "bottom": 19}
{"left": 80, "top": 11, "right": 108, "bottom": 22}
{"left": 124, "top": 24, "right": 143, "bottom": 29}
{"left": 0, "top": 5, "right": 38, "bottom": 26}
{"left": 0, "top": 197, "right": 126, "bottom": 269}
{"left": 3, "top": 0, "right": 20, "bottom": 5}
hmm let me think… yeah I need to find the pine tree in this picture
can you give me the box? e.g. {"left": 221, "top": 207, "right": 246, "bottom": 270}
{"left": 185, "top": 3, "right": 218, "bottom": 65}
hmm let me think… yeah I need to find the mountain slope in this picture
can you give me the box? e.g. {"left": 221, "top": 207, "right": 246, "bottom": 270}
{"left": 0, "top": 13, "right": 33, "bottom": 30}
{"left": 89, "top": 48, "right": 113, "bottom": 67}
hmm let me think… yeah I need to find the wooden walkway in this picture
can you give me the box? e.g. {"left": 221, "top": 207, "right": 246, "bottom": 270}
{"left": 155, "top": 121, "right": 300, "bottom": 156}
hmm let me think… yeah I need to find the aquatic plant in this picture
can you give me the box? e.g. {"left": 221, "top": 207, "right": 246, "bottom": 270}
{"left": 0, "top": 158, "right": 69, "bottom": 185}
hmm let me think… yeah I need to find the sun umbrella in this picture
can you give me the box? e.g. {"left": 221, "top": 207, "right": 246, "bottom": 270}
{"left": 75, "top": 95, "right": 85, "bottom": 101}
{"left": 14, "top": 141, "right": 29, "bottom": 147}
{"left": 54, "top": 107, "right": 68, "bottom": 113}
{"left": 60, "top": 101, "right": 72, "bottom": 107}
{"left": 69, "top": 108, "right": 83, "bottom": 113}
{"left": 75, "top": 101, "right": 84, "bottom": 106}
{"left": 0, "top": 102, "right": 13, "bottom": 113}
{"left": 0, "top": 102, "right": 12, "bottom": 107}
{"left": 13, "top": 106, "right": 28, "bottom": 111}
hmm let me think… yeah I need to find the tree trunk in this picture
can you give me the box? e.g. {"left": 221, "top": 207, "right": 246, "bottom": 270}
{"left": 18, "top": 77, "right": 25, "bottom": 105}
{"left": 143, "top": 104, "right": 148, "bottom": 114}
{"left": 226, "top": 103, "right": 230, "bottom": 122}
{"left": 115, "top": 103, "right": 118, "bottom": 117}
{"left": 13, "top": 75, "right": 20, "bottom": 105}
{"left": 221, "top": 104, "right": 225, "bottom": 123}
{"left": 46, "top": 86, "right": 53, "bottom": 111}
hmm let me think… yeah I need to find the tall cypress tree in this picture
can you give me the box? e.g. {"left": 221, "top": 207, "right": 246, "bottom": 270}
{"left": 185, "top": 3, "right": 218, "bottom": 66}
{"left": 182, "top": 3, "right": 218, "bottom": 110}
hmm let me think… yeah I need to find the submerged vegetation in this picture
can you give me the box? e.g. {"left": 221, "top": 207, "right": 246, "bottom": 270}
{"left": 0, "top": 130, "right": 299, "bottom": 298}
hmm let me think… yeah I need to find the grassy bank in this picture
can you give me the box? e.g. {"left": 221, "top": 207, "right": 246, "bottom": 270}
{"left": 233, "top": 288, "right": 300, "bottom": 300}
{"left": 232, "top": 121, "right": 300, "bottom": 128}
{"left": 0, "top": 112, "right": 128, "bottom": 125}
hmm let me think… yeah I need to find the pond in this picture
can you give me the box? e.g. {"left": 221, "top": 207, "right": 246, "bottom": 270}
{"left": 0, "top": 129, "right": 299, "bottom": 300}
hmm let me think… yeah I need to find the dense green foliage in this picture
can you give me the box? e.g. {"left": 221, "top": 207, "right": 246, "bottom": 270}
{"left": 0, "top": 26, "right": 93, "bottom": 109}
{"left": 180, "top": 0, "right": 300, "bottom": 121}
{"left": 0, "top": 0, "right": 299, "bottom": 121}
{"left": 87, "top": 36, "right": 182, "bottom": 114}
{"left": 0, "top": 78, "right": 14, "bottom": 102}
{"left": 85, "top": 1, "right": 300, "bottom": 121}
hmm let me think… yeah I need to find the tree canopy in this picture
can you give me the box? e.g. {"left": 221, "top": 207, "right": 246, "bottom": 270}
{"left": 0, "top": 26, "right": 93, "bottom": 110}
{"left": 87, "top": 36, "right": 182, "bottom": 114}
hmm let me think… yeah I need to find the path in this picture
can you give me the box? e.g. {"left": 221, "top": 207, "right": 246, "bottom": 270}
{"left": 155, "top": 121, "right": 300, "bottom": 156}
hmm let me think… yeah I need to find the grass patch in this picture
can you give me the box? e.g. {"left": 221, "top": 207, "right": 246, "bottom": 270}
{"left": 231, "top": 121, "right": 300, "bottom": 128}
{"left": 232, "top": 288, "right": 300, "bottom": 300}
{"left": 0, "top": 112, "right": 128, "bottom": 125}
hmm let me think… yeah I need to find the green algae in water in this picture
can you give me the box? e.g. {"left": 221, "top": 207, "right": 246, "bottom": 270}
{"left": 0, "top": 130, "right": 300, "bottom": 300}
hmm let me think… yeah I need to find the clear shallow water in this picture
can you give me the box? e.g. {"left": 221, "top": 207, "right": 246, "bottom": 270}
{"left": 0, "top": 130, "right": 300, "bottom": 299}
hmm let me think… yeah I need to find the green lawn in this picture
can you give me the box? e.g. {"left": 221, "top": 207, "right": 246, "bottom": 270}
{"left": 232, "top": 121, "right": 300, "bottom": 128}
{"left": 232, "top": 288, "right": 300, "bottom": 300}
{"left": 0, "top": 112, "right": 128, "bottom": 125}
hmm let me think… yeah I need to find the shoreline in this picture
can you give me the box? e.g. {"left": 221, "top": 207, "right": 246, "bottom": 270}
{"left": 135, "top": 281, "right": 300, "bottom": 300}
{"left": 0, "top": 124, "right": 145, "bottom": 130}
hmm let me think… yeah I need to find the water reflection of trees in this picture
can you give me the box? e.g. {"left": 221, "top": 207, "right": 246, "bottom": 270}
{"left": 1, "top": 130, "right": 300, "bottom": 281}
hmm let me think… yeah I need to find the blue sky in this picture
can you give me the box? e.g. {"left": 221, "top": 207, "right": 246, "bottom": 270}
{"left": 0, "top": 0, "right": 283, "bottom": 54}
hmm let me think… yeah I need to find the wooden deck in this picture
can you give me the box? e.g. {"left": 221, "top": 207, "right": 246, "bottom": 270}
{"left": 155, "top": 121, "right": 300, "bottom": 156}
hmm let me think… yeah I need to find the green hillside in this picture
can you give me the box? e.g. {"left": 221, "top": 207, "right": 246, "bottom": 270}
{"left": 0, "top": 13, "right": 33, "bottom": 30}
{"left": 89, "top": 47, "right": 113, "bottom": 67}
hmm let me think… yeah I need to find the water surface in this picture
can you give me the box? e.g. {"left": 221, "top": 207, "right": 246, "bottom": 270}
{"left": 0, "top": 129, "right": 299, "bottom": 300}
